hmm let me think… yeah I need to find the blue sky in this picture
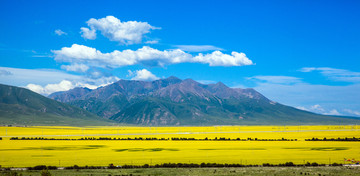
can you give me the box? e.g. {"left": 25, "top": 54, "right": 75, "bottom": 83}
{"left": 0, "top": 0, "right": 359, "bottom": 116}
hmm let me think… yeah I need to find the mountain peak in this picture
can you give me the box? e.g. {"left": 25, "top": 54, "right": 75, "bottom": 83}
{"left": 214, "top": 81, "right": 228, "bottom": 88}
{"left": 182, "top": 78, "right": 197, "bottom": 83}
{"left": 164, "top": 76, "right": 182, "bottom": 81}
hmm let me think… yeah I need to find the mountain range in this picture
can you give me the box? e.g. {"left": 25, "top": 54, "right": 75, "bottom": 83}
{"left": 47, "top": 76, "right": 360, "bottom": 126}
{"left": 0, "top": 83, "right": 112, "bottom": 126}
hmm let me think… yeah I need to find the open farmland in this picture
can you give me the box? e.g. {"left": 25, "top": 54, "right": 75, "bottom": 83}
{"left": 0, "top": 125, "right": 359, "bottom": 167}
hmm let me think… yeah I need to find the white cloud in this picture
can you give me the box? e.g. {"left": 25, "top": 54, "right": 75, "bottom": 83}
{"left": 296, "top": 106, "right": 308, "bottom": 111}
{"left": 300, "top": 67, "right": 360, "bottom": 83}
{"left": 53, "top": 44, "right": 105, "bottom": 62}
{"left": 81, "top": 76, "right": 119, "bottom": 89}
{"left": 80, "top": 16, "right": 159, "bottom": 44}
{"left": 25, "top": 84, "right": 44, "bottom": 95}
{"left": 144, "top": 40, "right": 159, "bottom": 44}
{"left": 324, "top": 109, "right": 341, "bottom": 116}
{"left": 343, "top": 109, "right": 360, "bottom": 116}
{"left": 297, "top": 104, "right": 341, "bottom": 116}
{"left": 310, "top": 104, "right": 325, "bottom": 112}
{"left": 25, "top": 76, "right": 120, "bottom": 95}
{"left": 80, "top": 27, "right": 96, "bottom": 40}
{"left": 53, "top": 44, "right": 189, "bottom": 67}
{"left": 26, "top": 80, "right": 75, "bottom": 95}
{"left": 194, "top": 51, "right": 253, "bottom": 66}
{"left": 0, "top": 66, "right": 119, "bottom": 95}
{"left": 61, "top": 63, "right": 90, "bottom": 72}
{"left": 310, "top": 105, "right": 342, "bottom": 116}
{"left": 55, "top": 29, "right": 67, "bottom": 36}
{"left": 175, "top": 45, "right": 224, "bottom": 52}
{"left": 52, "top": 44, "right": 253, "bottom": 67}
{"left": 129, "top": 69, "right": 159, "bottom": 81}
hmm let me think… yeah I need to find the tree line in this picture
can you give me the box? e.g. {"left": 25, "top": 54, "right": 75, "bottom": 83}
{"left": 305, "top": 137, "right": 360, "bottom": 141}
{"left": 9, "top": 136, "right": 359, "bottom": 141}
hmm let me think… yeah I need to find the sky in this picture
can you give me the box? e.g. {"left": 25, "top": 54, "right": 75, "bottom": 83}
{"left": 0, "top": 0, "right": 359, "bottom": 117}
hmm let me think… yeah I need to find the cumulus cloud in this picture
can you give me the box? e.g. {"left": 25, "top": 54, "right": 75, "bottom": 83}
{"left": 129, "top": 69, "right": 159, "bottom": 81}
{"left": 324, "top": 109, "right": 341, "bottom": 116}
{"left": 296, "top": 106, "right": 308, "bottom": 111}
{"left": 175, "top": 45, "right": 224, "bottom": 52}
{"left": 80, "top": 27, "right": 96, "bottom": 40}
{"left": 55, "top": 29, "right": 67, "bottom": 36}
{"left": 26, "top": 80, "right": 75, "bottom": 95}
{"left": 310, "top": 104, "right": 325, "bottom": 112}
{"left": 52, "top": 44, "right": 190, "bottom": 67}
{"left": 52, "top": 44, "right": 253, "bottom": 68}
{"left": 61, "top": 63, "right": 89, "bottom": 72}
{"left": 80, "top": 16, "right": 159, "bottom": 44}
{"left": 300, "top": 67, "right": 360, "bottom": 83}
{"left": 25, "top": 76, "right": 119, "bottom": 95}
{"left": 0, "top": 66, "right": 119, "bottom": 95}
{"left": 309, "top": 105, "right": 341, "bottom": 116}
{"left": 194, "top": 51, "right": 253, "bottom": 66}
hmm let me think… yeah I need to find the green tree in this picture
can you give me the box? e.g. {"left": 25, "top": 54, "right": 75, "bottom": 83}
{"left": 40, "top": 169, "right": 52, "bottom": 176}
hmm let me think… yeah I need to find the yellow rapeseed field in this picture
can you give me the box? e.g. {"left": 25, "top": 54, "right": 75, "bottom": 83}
{"left": 0, "top": 125, "right": 359, "bottom": 167}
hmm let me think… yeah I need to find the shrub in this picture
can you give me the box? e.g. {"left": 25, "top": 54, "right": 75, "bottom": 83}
{"left": 311, "top": 162, "right": 319, "bottom": 166}
{"left": 331, "top": 163, "right": 342, "bottom": 166}
{"left": 108, "top": 163, "right": 116, "bottom": 169}
{"left": 40, "top": 169, "right": 52, "bottom": 176}
{"left": 285, "top": 162, "right": 295, "bottom": 166}
{"left": 29, "top": 165, "right": 47, "bottom": 170}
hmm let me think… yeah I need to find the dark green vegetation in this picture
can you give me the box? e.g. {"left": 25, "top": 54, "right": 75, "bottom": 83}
{"left": 9, "top": 136, "right": 298, "bottom": 141}
{"left": 0, "top": 84, "right": 112, "bottom": 126}
{"left": 283, "top": 147, "right": 350, "bottom": 151}
{"left": 113, "top": 148, "right": 180, "bottom": 152}
{"left": 1, "top": 167, "right": 359, "bottom": 176}
{"left": 305, "top": 137, "right": 360, "bottom": 141}
{"left": 49, "top": 77, "right": 360, "bottom": 126}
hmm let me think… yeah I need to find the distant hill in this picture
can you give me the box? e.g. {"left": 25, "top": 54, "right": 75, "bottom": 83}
{"left": 0, "top": 84, "right": 112, "bottom": 126}
{"left": 49, "top": 77, "right": 360, "bottom": 126}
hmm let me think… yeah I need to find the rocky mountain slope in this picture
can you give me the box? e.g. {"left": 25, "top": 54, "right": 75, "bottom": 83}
{"left": 49, "top": 77, "right": 360, "bottom": 126}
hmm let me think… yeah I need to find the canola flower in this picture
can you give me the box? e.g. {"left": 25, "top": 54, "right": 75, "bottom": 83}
{"left": 0, "top": 125, "right": 359, "bottom": 167}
